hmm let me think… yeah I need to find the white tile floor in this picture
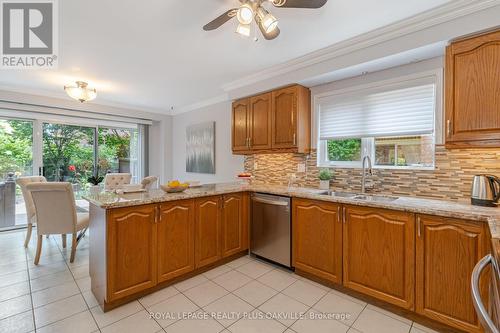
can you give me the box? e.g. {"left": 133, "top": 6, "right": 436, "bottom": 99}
{"left": 0, "top": 229, "right": 443, "bottom": 333}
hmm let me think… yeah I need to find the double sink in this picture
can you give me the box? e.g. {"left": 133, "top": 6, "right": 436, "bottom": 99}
{"left": 317, "top": 190, "right": 399, "bottom": 203}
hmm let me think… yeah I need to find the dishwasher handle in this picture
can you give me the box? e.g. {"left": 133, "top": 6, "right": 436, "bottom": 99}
{"left": 251, "top": 196, "right": 289, "bottom": 207}
{"left": 471, "top": 254, "right": 500, "bottom": 333}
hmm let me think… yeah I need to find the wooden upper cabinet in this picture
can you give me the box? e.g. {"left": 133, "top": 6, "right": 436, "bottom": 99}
{"left": 157, "top": 200, "right": 195, "bottom": 283}
{"left": 107, "top": 205, "right": 157, "bottom": 302}
{"left": 221, "top": 193, "right": 249, "bottom": 258}
{"left": 232, "top": 98, "right": 250, "bottom": 152}
{"left": 343, "top": 206, "right": 415, "bottom": 310}
{"left": 445, "top": 29, "right": 500, "bottom": 147}
{"left": 272, "top": 86, "right": 297, "bottom": 149}
{"left": 272, "top": 85, "right": 311, "bottom": 152}
{"left": 194, "top": 196, "right": 222, "bottom": 268}
{"left": 292, "top": 198, "right": 342, "bottom": 284}
{"left": 249, "top": 93, "right": 272, "bottom": 150}
{"left": 232, "top": 84, "right": 311, "bottom": 154}
{"left": 416, "top": 215, "right": 489, "bottom": 332}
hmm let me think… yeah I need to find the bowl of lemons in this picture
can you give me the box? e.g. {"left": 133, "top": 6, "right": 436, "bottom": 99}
{"left": 160, "top": 180, "right": 189, "bottom": 193}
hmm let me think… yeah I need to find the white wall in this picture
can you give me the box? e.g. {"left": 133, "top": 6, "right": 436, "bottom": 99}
{"left": 171, "top": 101, "right": 244, "bottom": 184}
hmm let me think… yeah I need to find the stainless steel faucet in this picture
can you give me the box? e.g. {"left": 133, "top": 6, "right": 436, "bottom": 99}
{"left": 361, "top": 155, "right": 373, "bottom": 193}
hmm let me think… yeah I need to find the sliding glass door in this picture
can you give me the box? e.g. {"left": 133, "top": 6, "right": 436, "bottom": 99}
{"left": 0, "top": 113, "right": 145, "bottom": 231}
{"left": 0, "top": 119, "right": 34, "bottom": 230}
{"left": 98, "top": 127, "right": 140, "bottom": 184}
{"left": 42, "top": 123, "right": 96, "bottom": 198}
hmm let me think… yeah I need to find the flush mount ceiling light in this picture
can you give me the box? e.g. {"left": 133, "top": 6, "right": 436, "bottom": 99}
{"left": 64, "top": 81, "right": 97, "bottom": 103}
{"left": 203, "top": 0, "right": 327, "bottom": 40}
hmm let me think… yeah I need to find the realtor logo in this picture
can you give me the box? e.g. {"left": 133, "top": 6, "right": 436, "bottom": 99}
{"left": 1, "top": 0, "right": 58, "bottom": 69}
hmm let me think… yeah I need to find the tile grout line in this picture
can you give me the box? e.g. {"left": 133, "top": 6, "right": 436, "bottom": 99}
{"left": 36, "top": 232, "right": 103, "bottom": 333}
{"left": 56, "top": 233, "right": 102, "bottom": 332}
{"left": 22, "top": 229, "right": 38, "bottom": 333}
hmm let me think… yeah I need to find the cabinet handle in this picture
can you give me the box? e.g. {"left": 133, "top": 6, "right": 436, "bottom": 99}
{"left": 246, "top": 138, "right": 249, "bottom": 148}
{"left": 249, "top": 137, "right": 252, "bottom": 148}
{"left": 446, "top": 120, "right": 451, "bottom": 138}
{"left": 337, "top": 206, "right": 341, "bottom": 223}
{"left": 155, "top": 206, "right": 160, "bottom": 224}
{"left": 417, "top": 216, "right": 421, "bottom": 237}
{"left": 293, "top": 133, "right": 296, "bottom": 146}
{"left": 342, "top": 207, "right": 346, "bottom": 224}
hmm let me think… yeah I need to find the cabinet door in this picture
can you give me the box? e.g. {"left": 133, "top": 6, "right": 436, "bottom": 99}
{"left": 195, "top": 196, "right": 222, "bottom": 268}
{"left": 445, "top": 29, "right": 500, "bottom": 147}
{"left": 292, "top": 199, "right": 342, "bottom": 284}
{"left": 343, "top": 206, "right": 414, "bottom": 309}
{"left": 221, "top": 193, "right": 249, "bottom": 258}
{"left": 416, "top": 215, "right": 488, "bottom": 332}
{"left": 249, "top": 93, "right": 272, "bottom": 150}
{"left": 107, "top": 205, "right": 157, "bottom": 302}
{"left": 272, "top": 86, "right": 297, "bottom": 149}
{"left": 232, "top": 99, "right": 250, "bottom": 152}
{"left": 157, "top": 200, "right": 195, "bottom": 283}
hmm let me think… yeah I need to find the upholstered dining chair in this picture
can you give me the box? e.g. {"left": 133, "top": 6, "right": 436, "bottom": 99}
{"left": 16, "top": 176, "right": 47, "bottom": 248}
{"left": 103, "top": 173, "right": 132, "bottom": 191}
{"left": 141, "top": 176, "right": 158, "bottom": 190}
{"left": 26, "top": 182, "right": 89, "bottom": 265}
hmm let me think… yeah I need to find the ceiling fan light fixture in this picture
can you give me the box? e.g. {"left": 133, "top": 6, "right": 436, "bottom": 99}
{"left": 64, "top": 81, "right": 97, "bottom": 103}
{"left": 236, "top": 4, "right": 254, "bottom": 25}
{"left": 235, "top": 23, "right": 251, "bottom": 37}
{"left": 257, "top": 7, "right": 278, "bottom": 33}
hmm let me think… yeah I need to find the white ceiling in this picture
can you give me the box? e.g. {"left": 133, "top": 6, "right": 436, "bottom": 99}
{"left": 0, "top": 0, "right": 453, "bottom": 113}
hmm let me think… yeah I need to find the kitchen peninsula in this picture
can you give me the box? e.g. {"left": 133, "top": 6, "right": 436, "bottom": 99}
{"left": 85, "top": 183, "right": 500, "bottom": 332}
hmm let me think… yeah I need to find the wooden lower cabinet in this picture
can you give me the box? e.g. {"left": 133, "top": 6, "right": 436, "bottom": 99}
{"left": 292, "top": 198, "right": 342, "bottom": 284}
{"left": 107, "top": 204, "right": 157, "bottom": 302}
{"left": 195, "top": 196, "right": 222, "bottom": 268}
{"left": 343, "top": 205, "right": 415, "bottom": 310}
{"left": 221, "top": 193, "right": 249, "bottom": 258}
{"left": 157, "top": 200, "right": 195, "bottom": 283}
{"left": 416, "top": 215, "right": 489, "bottom": 332}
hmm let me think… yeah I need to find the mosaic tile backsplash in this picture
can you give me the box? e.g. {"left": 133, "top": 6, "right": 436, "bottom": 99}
{"left": 244, "top": 146, "right": 500, "bottom": 202}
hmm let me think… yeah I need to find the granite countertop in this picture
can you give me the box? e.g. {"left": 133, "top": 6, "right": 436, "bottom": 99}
{"left": 83, "top": 182, "right": 500, "bottom": 239}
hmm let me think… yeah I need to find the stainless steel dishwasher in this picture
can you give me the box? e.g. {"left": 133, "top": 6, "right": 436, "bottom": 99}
{"left": 251, "top": 193, "right": 292, "bottom": 268}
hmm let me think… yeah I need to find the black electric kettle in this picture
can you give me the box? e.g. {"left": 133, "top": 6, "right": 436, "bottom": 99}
{"left": 471, "top": 175, "right": 500, "bottom": 207}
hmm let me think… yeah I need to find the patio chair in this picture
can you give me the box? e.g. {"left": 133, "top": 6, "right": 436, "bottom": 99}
{"left": 26, "top": 182, "right": 89, "bottom": 265}
{"left": 16, "top": 176, "right": 47, "bottom": 248}
{"left": 103, "top": 173, "right": 132, "bottom": 191}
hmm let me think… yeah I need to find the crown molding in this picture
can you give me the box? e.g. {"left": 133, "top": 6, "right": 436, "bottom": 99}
{"left": 221, "top": 0, "right": 500, "bottom": 92}
{"left": 172, "top": 93, "right": 229, "bottom": 115}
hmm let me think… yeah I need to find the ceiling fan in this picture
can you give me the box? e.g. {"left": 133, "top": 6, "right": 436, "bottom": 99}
{"left": 203, "top": 0, "right": 328, "bottom": 40}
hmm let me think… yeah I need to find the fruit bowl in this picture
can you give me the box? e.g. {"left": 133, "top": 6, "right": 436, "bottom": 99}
{"left": 160, "top": 184, "right": 188, "bottom": 193}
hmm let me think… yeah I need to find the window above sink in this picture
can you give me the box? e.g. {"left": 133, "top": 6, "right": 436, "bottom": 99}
{"left": 315, "top": 72, "right": 440, "bottom": 170}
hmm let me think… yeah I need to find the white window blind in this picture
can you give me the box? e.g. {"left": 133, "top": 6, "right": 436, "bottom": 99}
{"left": 319, "top": 82, "right": 436, "bottom": 140}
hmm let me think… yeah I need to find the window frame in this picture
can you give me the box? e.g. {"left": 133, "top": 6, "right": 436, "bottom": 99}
{"left": 315, "top": 69, "right": 442, "bottom": 170}
{"left": 319, "top": 135, "right": 436, "bottom": 170}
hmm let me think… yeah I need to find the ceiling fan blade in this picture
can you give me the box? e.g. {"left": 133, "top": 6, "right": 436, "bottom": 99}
{"left": 271, "top": 0, "right": 328, "bottom": 8}
{"left": 203, "top": 9, "right": 238, "bottom": 31}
